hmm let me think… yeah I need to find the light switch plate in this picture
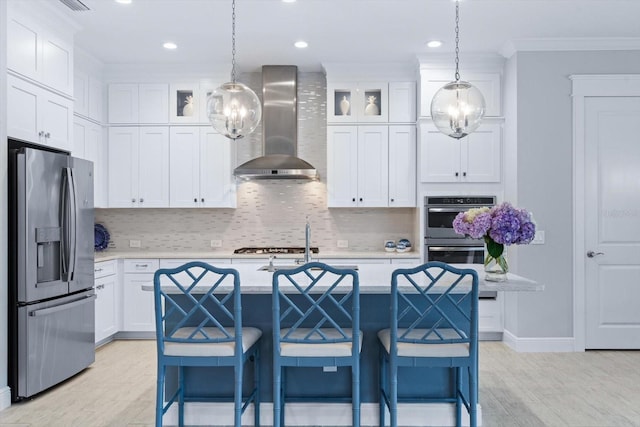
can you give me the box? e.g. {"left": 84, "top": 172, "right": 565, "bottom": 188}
{"left": 531, "top": 230, "right": 545, "bottom": 245}
{"left": 210, "top": 239, "right": 223, "bottom": 248}
{"left": 337, "top": 240, "right": 349, "bottom": 248}
{"left": 129, "top": 239, "right": 141, "bottom": 248}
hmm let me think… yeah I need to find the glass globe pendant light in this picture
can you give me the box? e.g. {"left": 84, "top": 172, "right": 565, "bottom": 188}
{"left": 207, "top": 0, "right": 261, "bottom": 140}
{"left": 430, "top": 0, "right": 485, "bottom": 139}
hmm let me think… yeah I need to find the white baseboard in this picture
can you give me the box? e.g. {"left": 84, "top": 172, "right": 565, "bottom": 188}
{"left": 503, "top": 329, "right": 576, "bottom": 352}
{"left": 166, "top": 402, "right": 482, "bottom": 426}
{"left": 0, "top": 386, "right": 11, "bottom": 412}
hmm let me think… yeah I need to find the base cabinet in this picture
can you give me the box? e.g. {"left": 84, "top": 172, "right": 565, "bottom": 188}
{"left": 122, "top": 259, "right": 158, "bottom": 332}
{"left": 94, "top": 261, "right": 118, "bottom": 344}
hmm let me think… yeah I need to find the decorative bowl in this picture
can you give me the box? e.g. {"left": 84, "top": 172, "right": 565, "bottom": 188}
{"left": 94, "top": 223, "right": 110, "bottom": 251}
{"left": 384, "top": 241, "right": 396, "bottom": 252}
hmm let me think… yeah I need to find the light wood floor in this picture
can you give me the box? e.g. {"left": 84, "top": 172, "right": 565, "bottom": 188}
{"left": 1, "top": 340, "right": 640, "bottom": 426}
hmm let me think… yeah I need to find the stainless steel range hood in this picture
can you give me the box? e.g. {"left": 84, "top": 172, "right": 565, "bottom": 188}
{"left": 234, "top": 65, "right": 318, "bottom": 180}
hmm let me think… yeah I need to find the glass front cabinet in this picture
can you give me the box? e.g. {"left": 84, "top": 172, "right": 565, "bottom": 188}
{"left": 327, "top": 82, "right": 388, "bottom": 123}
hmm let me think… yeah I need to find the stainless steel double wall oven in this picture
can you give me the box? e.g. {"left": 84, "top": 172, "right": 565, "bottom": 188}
{"left": 424, "top": 196, "right": 497, "bottom": 297}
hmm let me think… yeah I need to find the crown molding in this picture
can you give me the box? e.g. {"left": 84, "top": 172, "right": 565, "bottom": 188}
{"left": 416, "top": 53, "right": 505, "bottom": 73}
{"left": 500, "top": 38, "right": 640, "bottom": 58}
{"left": 322, "top": 62, "right": 418, "bottom": 81}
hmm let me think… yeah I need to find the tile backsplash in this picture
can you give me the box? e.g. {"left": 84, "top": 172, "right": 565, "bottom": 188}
{"left": 96, "top": 72, "right": 417, "bottom": 253}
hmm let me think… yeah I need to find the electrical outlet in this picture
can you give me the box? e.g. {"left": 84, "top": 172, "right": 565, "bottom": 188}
{"left": 337, "top": 240, "right": 349, "bottom": 248}
{"left": 323, "top": 366, "right": 337, "bottom": 372}
{"left": 531, "top": 230, "right": 545, "bottom": 245}
{"left": 129, "top": 239, "right": 141, "bottom": 248}
{"left": 210, "top": 239, "right": 223, "bottom": 248}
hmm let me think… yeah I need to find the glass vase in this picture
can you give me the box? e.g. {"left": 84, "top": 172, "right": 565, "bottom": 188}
{"left": 484, "top": 247, "right": 508, "bottom": 282}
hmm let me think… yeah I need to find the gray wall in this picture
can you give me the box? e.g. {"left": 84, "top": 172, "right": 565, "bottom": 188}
{"left": 507, "top": 50, "right": 640, "bottom": 338}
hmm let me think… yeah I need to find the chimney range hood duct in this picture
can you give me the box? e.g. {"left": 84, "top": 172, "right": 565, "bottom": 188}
{"left": 233, "top": 65, "right": 318, "bottom": 180}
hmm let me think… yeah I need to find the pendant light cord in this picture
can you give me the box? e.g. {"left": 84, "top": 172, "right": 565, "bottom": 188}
{"left": 454, "top": 0, "right": 460, "bottom": 82}
{"left": 231, "top": 0, "right": 237, "bottom": 83}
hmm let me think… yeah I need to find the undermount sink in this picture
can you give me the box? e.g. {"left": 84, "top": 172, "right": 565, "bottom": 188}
{"left": 258, "top": 265, "right": 359, "bottom": 272}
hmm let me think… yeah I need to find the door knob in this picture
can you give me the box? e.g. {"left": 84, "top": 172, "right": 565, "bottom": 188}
{"left": 587, "top": 251, "right": 604, "bottom": 258}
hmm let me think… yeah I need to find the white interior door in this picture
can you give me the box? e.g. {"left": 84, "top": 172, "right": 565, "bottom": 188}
{"left": 585, "top": 96, "right": 640, "bottom": 349}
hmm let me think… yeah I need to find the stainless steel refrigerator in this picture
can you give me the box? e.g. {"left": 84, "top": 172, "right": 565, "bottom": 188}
{"left": 8, "top": 140, "right": 96, "bottom": 402}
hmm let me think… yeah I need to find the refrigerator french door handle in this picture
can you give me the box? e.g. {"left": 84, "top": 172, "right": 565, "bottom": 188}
{"left": 28, "top": 294, "right": 96, "bottom": 317}
{"left": 61, "top": 167, "right": 78, "bottom": 281}
{"left": 68, "top": 167, "right": 78, "bottom": 281}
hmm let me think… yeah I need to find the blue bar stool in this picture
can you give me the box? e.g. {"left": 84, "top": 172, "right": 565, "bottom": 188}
{"left": 272, "top": 262, "right": 361, "bottom": 427}
{"left": 153, "top": 261, "right": 261, "bottom": 427}
{"left": 378, "top": 261, "right": 479, "bottom": 427}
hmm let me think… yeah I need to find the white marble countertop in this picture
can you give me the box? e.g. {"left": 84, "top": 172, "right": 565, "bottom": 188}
{"left": 94, "top": 250, "right": 421, "bottom": 263}
{"left": 141, "top": 263, "right": 543, "bottom": 294}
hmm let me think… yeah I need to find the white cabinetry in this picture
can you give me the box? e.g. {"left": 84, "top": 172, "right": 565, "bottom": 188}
{"left": 7, "top": 1, "right": 74, "bottom": 95}
{"left": 327, "top": 125, "right": 389, "bottom": 207}
{"left": 419, "top": 71, "right": 501, "bottom": 118}
{"left": 74, "top": 117, "right": 107, "bottom": 207}
{"left": 108, "top": 83, "right": 169, "bottom": 124}
{"left": 328, "top": 125, "right": 415, "bottom": 207}
{"left": 122, "top": 259, "right": 159, "bottom": 332}
{"left": 389, "top": 82, "right": 417, "bottom": 123}
{"left": 95, "top": 260, "right": 118, "bottom": 344}
{"left": 74, "top": 71, "right": 103, "bottom": 122}
{"left": 388, "top": 125, "right": 416, "bottom": 207}
{"left": 7, "top": 74, "right": 73, "bottom": 151}
{"left": 420, "top": 122, "right": 502, "bottom": 183}
{"left": 108, "top": 127, "right": 170, "bottom": 207}
{"left": 169, "top": 126, "right": 237, "bottom": 208}
{"left": 327, "top": 82, "right": 389, "bottom": 123}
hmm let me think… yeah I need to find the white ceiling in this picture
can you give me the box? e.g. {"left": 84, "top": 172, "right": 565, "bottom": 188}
{"left": 59, "top": 0, "right": 640, "bottom": 72}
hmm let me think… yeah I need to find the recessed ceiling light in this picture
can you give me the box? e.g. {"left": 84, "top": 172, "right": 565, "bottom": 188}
{"left": 282, "top": 0, "right": 296, "bottom": 3}
{"left": 163, "top": 42, "right": 177, "bottom": 50}
{"left": 427, "top": 40, "right": 443, "bottom": 48}
{"left": 115, "top": 0, "right": 132, "bottom": 4}
{"left": 294, "top": 41, "right": 308, "bottom": 49}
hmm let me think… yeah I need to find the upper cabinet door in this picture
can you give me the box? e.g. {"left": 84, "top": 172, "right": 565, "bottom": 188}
{"left": 200, "top": 128, "right": 237, "bottom": 208}
{"left": 388, "top": 125, "right": 416, "bottom": 207}
{"left": 357, "top": 126, "right": 389, "bottom": 207}
{"left": 108, "top": 84, "right": 139, "bottom": 123}
{"left": 462, "top": 122, "right": 502, "bottom": 183}
{"left": 40, "top": 92, "right": 73, "bottom": 152}
{"left": 138, "top": 127, "right": 170, "bottom": 207}
{"left": 169, "top": 127, "right": 201, "bottom": 208}
{"left": 108, "top": 127, "right": 138, "bottom": 208}
{"left": 139, "top": 84, "right": 169, "bottom": 124}
{"left": 419, "top": 123, "right": 462, "bottom": 183}
{"left": 327, "top": 126, "right": 359, "bottom": 207}
{"left": 389, "top": 82, "right": 417, "bottom": 123}
{"left": 7, "top": 2, "right": 74, "bottom": 95}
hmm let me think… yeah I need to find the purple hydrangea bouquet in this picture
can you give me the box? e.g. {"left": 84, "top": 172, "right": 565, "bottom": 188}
{"left": 452, "top": 202, "right": 536, "bottom": 281}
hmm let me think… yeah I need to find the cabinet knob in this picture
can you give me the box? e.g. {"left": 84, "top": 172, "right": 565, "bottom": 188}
{"left": 455, "top": 172, "right": 459, "bottom": 177}
{"left": 463, "top": 172, "right": 467, "bottom": 177}
{"left": 359, "top": 198, "right": 363, "bottom": 202}
{"left": 38, "top": 131, "right": 44, "bottom": 137}
{"left": 139, "top": 198, "right": 144, "bottom": 203}
{"left": 352, "top": 198, "right": 356, "bottom": 202}
{"left": 201, "top": 198, "right": 205, "bottom": 203}
{"left": 390, "top": 198, "right": 395, "bottom": 202}
{"left": 194, "top": 198, "right": 198, "bottom": 203}
{"left": 131, "top": 198, "right": 136, "bottom": 203}
{"left": 45, "top": 132, "right": 51, "bottom": 138}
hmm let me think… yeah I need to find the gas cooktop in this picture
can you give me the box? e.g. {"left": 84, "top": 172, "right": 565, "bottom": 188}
{"left": 233, "top": 247, "right": 320, "bottom": 255}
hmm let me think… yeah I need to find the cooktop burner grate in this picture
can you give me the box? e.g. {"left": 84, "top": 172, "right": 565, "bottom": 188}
{"left": 233, "top": 247, "right": 320, "bottom": 255}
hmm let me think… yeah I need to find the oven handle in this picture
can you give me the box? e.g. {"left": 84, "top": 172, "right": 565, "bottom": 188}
{"left": 428, "top": 246, "right": 485, "bottom": 252}
{"left": 427, "top": 207, "right": 470, "bottom": 213}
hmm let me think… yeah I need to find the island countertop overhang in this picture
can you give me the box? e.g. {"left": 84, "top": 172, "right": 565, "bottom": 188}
{"left": 142, "top": 263, "right": 543, "bottom": 294}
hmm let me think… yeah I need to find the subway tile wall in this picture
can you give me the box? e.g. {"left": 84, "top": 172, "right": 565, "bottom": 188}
{"left": 95, "top": 72, "right": 417, "bottom": 253}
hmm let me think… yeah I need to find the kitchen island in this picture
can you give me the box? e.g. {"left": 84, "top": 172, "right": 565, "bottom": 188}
{"left": 144, "top": 263, "right": 542, "bottom": 426}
